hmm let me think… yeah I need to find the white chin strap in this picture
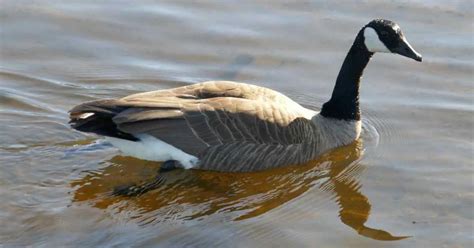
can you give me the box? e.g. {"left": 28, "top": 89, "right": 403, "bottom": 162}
{"left": 363, "top": 27, "right": 390, "bottom": 53}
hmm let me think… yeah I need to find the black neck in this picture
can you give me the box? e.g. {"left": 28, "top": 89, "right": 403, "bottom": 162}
{"left": 320, "top": 30, "right": 373, "bottom": 121}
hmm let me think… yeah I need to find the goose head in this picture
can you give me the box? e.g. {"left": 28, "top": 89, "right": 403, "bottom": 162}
{"left": 362, "top": 19, "right": 422, "bottom": 62}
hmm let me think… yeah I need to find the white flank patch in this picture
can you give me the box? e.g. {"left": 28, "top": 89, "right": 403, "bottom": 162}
{"left": 363, "top": 27, "right": 390, "bottom": 53}
{"left": 105, "top": 134, "right": 199, "bottom": 169}
{"left": 79, "top": 112, "right": 94, "bottom": 119}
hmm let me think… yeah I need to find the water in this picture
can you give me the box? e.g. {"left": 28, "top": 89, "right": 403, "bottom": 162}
{"left": 1, "top": 1, "right": 472, "bottom": 247}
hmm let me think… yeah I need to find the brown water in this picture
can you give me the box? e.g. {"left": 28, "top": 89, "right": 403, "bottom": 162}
{"left": 1, "top": 1, "right": 473, "bottom": 247}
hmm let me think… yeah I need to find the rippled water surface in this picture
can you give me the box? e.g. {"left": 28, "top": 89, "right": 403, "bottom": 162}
{"left": 1, "top": 1, "right": 473, "bottom": 247}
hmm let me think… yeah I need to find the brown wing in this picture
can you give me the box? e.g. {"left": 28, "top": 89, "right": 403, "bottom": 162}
{"left": 69, "top": 81, "right": 317, "bottom": 170}
{"left": 121, "top": 81, "right": 288, "bottom": 102}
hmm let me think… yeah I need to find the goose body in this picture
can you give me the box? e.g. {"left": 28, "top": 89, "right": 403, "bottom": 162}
{"left": 69, "top": 19, "right": 421, "bottom": 172}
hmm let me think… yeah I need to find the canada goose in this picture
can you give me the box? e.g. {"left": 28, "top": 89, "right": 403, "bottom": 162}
{"left": 70, "top": 19, "right": 422, "bottom": 173}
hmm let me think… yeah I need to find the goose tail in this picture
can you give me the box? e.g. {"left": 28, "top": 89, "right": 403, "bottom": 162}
{"left": 69, "top": 99, "right": 138, "bottom": 141}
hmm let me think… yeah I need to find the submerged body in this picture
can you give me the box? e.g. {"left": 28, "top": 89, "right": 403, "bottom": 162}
{"left": 69, "top": 19, "right": 421, "bottom": 173}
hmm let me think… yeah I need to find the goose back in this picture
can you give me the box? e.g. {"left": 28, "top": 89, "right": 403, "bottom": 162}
{"left": 70, "top": 81, "right": 323, "bottom": 171}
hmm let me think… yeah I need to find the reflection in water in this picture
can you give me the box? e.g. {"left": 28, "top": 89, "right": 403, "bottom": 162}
{"left": 71, "top": 139, "right": 407, "bottom": 241}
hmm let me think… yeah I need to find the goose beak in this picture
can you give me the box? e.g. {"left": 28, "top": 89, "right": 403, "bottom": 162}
{"left": 392, "top": 37, "right": 422, "bottom": 62}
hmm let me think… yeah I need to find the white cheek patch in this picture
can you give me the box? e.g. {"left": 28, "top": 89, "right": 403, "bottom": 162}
{"left": 363, "top": 27, "right": 390, "bottom": 53}
{"left": 392, "top": 24, "right": 400, "bottom": 32}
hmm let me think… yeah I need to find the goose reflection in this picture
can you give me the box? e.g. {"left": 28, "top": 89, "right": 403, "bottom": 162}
{"left": 70, "top": 139, "right": 408, "bottom": 241}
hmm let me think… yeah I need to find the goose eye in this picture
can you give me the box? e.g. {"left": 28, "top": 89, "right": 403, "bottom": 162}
{"left": 380, "top": 31, "right": 389, "bottom": 36}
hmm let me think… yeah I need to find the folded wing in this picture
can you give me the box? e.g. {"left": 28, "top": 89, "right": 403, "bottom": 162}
{"left": 69, "top": 81, "right": 318, "bottom": 171}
